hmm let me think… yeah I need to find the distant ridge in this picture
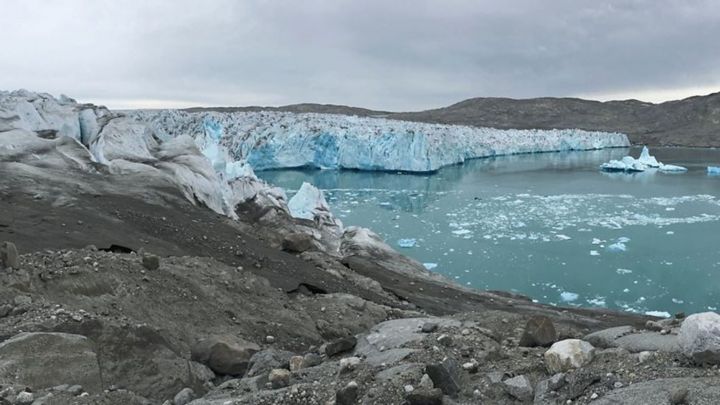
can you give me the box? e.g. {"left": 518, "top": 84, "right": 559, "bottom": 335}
{"left": 185, "top": 92, "right": 720, "bottom": 147}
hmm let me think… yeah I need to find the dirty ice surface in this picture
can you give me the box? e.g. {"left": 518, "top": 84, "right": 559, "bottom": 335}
{"left": 259, "top": 147, "right": 720, "bottom": 315}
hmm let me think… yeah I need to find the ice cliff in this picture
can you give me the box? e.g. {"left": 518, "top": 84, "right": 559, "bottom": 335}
{"left": 133, "top": 109, "right": 630, "bottom": 173}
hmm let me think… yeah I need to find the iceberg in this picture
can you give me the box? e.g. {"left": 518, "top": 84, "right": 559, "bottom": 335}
{"left": 134, "top": 109, "right": 630, "bottom": 173}
{"left": 709, "top": 166, "right": 720, "bottom": 175}
{"left": 600, "top": 146, "right": 687, "bottom": 173}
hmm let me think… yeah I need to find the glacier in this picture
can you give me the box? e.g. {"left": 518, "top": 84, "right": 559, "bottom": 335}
{"left": 133, "top": 109, "right": 630, "bottom": 173}
{"left": 600, "top": 146, "right": 687, "bottom": 173}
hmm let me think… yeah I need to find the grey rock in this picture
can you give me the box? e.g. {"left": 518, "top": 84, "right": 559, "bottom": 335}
{"left": 679, "top": 312, "right": 720, "bottom": 364}
{"left": 13, "top": 295, "right": 31, "bottom": 306}
{"left": 281, "top": 232, "right": 314, "bottom": 253}
{"left": 246, "top": 349, "right": 294, "bottom": 377}
{"left": 584, "top": 325, "right": 634, "bottom": 348}
{"left": 325, "top": 336, "right": 357, "bottom": 357}
{"left": 336, "top": 381, "right": 359, "bottom": 405}
{"left": 614, "top": 332, "right": 681, "bottom": 353}
{"left": 288, "top": 355, "right": 304, "bottom": 372}
{"left": 142, "top": 254, "right": 160, "bottom": 270}
{"left": 0, "top": 332, "right": 101, "bottom": 392}
{"left": 302, "top": 352, "right": 323, "bottom": 368}
{"left": 191, "top": 335, "right": 260, "bottom": 376}
{"left": 544, "top": 339, "right": 595, "bottom": 373}
{"left": 503, "top": 374, "right": 534, "bottom": 401}
{"left": 15, "top": 391, "right": 33, "bottom": 405}
{"left": 405, "top": 388, "right": 443, "bottom": 405}
{"left": 0, "top": 241, "right": 18, "bottom": 269}
{"left": 419, "top": 373, "right": 434, "bottom": 390}
{"left": 67, "top": 385, "right": 84, "bottom": 396}
{"left": 670, "top": 387, "right": 689, "bottom": 404}
{"left": 437, "top": 334, "right": 453, "bottom": 347}
{"left": 426, "top": 357, "right": 465, "bottom": 397}
{"left": 268, "top": 368, "right": 290, "bottom": 389}
{"left": 376, "top": 363, "right": 423, "bottom": 382}
{"left": 421, "top": 322, "right": 438, "bottom": 333}
{"left": 173, "top": 388, "right": 194, "bottom": 405}
{"left": 519, "top": 315, "right": 557, "bottom": 347}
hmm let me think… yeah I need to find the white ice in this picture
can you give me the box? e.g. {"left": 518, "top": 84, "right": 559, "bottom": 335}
{"left": 134, "top": 109, "right": 630, "bottom": 173}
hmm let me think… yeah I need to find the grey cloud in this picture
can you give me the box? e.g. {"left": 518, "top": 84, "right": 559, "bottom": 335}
{"left": 1, "top": 0, "right": 718, "bottom": 110}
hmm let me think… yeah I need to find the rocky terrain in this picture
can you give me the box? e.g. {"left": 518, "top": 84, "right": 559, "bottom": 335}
{"left": 188, "top": 92, "right": 720, "bottom": 147}
{"left": 2, "top": 90, "right": 720, "bottom": 404}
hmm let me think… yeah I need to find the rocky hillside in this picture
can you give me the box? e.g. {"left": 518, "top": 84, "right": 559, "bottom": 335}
{"left": 188, "top": 92, "right": 720, "bottom": 147}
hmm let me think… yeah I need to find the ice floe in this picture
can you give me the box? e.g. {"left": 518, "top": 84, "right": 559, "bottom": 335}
{"left": 709, "top": 166, "right": 720, "bottom": 175}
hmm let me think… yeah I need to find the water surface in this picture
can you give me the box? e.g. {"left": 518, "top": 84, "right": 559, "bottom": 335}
{"left": 259, "top": 147, "right": 720, "bottom": 316}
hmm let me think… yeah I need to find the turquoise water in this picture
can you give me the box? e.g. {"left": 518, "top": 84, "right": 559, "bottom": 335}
{"left": 258, "top": 147, "right": 720, "bottom": 316}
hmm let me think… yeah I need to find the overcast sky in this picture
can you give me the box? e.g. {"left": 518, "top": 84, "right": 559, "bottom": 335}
{"left": 2, "top": 0, "right": 719, "bottom": 110}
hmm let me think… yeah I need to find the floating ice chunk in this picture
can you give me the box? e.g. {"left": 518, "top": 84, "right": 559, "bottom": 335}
{"left": 659, "top": 164, "right": 687, "bottom": 172}
{"left": 397, "top": 238, "right": 417, "bottom": 248}
{"left": 590, "top": 250, "right": 600, "bottom": 256}
{"left": 616, "top": 268, "right": 633, "bottom": 275}
{"left": 617, "top": 236, "right": 631, "bottom": 243}
{"left": 600, "top": 156, "right": 646, "bottom": 172}
{"left": 607, "top": 242, "right": 626, "bottom": 252}
{"left": 560, "top": 291, "right": 579, "bottom": 302}
{"left": 451, "top": 229, "right": 472, "bottom": 235}
{"left": 423, "top": 262, "right": 438, "bottom": 270}
{"left": 591, "top": 238, "right": 604, "bottom": 245}
{"left": 556, "top": 234, "right": 571, "bottom": 240}
{"left": 645, "top": 311, "right": 671, "bottom": 318}
{"left": 587, "top": 297, "right": 606, "bottom": 307}
{"left": 709, "top": 166, "right": 720, "bottom": 175}
{"left": 671, "top": 298, "right": 684, "bottom": 304}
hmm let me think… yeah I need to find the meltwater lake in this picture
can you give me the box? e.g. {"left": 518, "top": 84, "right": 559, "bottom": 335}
{"left": 258, "top": 147, "right": 720, "bottom": 317}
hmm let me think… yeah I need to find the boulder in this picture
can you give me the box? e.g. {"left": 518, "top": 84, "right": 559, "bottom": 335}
{"left": 584, "top": 325, "right": 634, "bottom": 348}
{"left": 142, "top": 254, "right": 160, "bottom": 270}
{"left": 191, "top": 335, "right": 260, "bottom": 376}
{"left": 173, "top": 388, "right": 194, "bottom": 405}
{"left": 336, "top": 381, "right": 359, "bottom": 405}
{"left": 426, "top": 357, "right": 465, "bottom": 397}
{"left": 268, "top": 368, "right": 290, "bottom": 389}
{"left": 281, "top": 232, "right": 315, "bottom": 253}
{"left": 0, "top": 332, "right": 101, "bottom": 392}
{"left": 0, "top": 241, "right": 18, "bottom": 269}
{"left": 325, "top": 336, "right": 357, "bottom": 357}
{"left": 519, "top": 315, "right": 558, "bottom": 347}
{"left": 503, "top": 374, "right": 534, "bottom": 401}
{"left": 246, "top": 349, "right": 294, "bottom": 377}
{"left": 614, "top": 332, "right": 680, "bottom": 353}
{"left": 544, "top": 339, "right": 595, "bottom": 373}
{"left": 405, "top": 388, "right": 443, "bottom": 405}
{"left": 679, "top": 312, "right": 720, "bottom": 364}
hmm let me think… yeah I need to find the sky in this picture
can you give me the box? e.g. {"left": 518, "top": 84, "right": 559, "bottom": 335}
{"left": 1, "top": 0, "right": 719, "bottom": 110}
